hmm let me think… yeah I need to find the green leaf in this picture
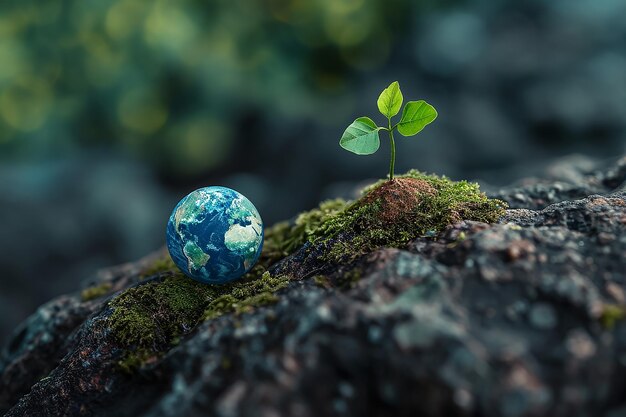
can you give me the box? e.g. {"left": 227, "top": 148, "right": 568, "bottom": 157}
{"left": 397, "top": 100, "right": 437, "bottom": 137}
{"left": 377, "top": 81, "right": 403, "bottom": 118}
{"left": 339, "top": 116, "right": 381, "bottom": 155}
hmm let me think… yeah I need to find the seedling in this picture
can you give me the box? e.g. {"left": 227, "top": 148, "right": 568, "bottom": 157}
{"left": 339, "top": 81, "right": 437, "bottom": 180}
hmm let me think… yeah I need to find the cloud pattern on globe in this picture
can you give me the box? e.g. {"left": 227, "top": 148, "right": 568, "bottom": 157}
{"left": 166, "top": 186, "right": 263, "bottom": 284}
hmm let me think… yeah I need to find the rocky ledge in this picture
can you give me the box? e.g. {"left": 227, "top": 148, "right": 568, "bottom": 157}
{"left": 1, "top": 156, "right": 625, "bottom": 417}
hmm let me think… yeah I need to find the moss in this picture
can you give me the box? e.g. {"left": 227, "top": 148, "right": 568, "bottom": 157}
{"left": 336, "top": 268, "right": 363, "bottom": 289}
{"left": 117, "top": 349, "right": 155, "bottom": 374}
{"left": 201, "top": 273, "right": 288, "bottom": 320}
{"left": 600, "top": 304, "right": 626, "bottom": 329}
{"left": 313, "top": 275, "right": 331, "bottom": 288}
{"left": 234, "top": 292, "right": 280, "bottom": 314}
{"left": 109, "top": 270, "right": 289, "bottom": 371}
{"left": 273, "top": 171, "right": 507, "bottom": 263}
{"left": 447, "top": 231, "right": 468, "bottom": 249}
{"left": 109, "top": 275, "right": 202, "bottom": 349}
{"left": 263, "top": 199, "right": 348, "bottom": 256}
{"left": 140, "top": 256, "right": 176, "bottom": 278}
{"left": 81, "top": 282, "right": 113, "bottom": 301}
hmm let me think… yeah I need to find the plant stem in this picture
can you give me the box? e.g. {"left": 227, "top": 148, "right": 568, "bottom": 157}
{"left": 388, "top": 119, "right": 395, "bottom": 181}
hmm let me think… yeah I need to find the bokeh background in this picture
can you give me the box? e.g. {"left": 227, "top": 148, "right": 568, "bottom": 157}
{"left": 1, "top": 0, "right": 625, "bottom": 343}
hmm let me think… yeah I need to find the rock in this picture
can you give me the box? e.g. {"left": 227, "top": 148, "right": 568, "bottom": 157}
{"left": 529, "top": 303, "right": 557, "bottom": 330}
{"left": 486, "top": 155, "right": 626, "bottom": 209}
{"left": 1, "top": 156, "right": 625, "bottom": 417}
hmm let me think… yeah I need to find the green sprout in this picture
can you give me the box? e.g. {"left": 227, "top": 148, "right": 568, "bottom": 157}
{"left": 339, "top": 81, "right": 438, "bottom": 181}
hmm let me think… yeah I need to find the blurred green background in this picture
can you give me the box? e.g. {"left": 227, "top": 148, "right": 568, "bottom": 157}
{"left": 1, "top": 0, "right": 625, "bottom": 342}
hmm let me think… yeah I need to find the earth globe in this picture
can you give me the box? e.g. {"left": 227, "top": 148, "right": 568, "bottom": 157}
{"left": 166, "top": 186, "right": 264, "bottom": 284}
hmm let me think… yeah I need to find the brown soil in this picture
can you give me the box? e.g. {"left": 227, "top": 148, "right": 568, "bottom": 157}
{"left": 358, "top": 178, "right": 437, "bottom": 225}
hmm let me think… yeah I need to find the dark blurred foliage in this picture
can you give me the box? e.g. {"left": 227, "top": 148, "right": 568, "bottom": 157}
{"left": 0, "top": 0, "right": 625, "bottom": 341}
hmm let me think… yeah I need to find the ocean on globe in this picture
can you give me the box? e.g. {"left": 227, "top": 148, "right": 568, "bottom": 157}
{"left": 166, "top": 186, "right": 264, "bottom": 284}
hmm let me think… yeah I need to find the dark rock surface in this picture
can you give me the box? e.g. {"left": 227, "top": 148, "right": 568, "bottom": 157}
{"left": 2, "top": 156, "right": 626, "bottom": 417}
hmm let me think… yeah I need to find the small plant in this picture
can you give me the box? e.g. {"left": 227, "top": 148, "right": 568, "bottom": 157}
{"left": 339, "top": 81, "right": 438, "bottom": 180}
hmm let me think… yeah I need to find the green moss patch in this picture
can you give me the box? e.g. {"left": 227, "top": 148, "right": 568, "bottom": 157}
{"left": 108, "top": 271, "right": 288, "bottom": 371}
{"left": 140, "top": 256, "right": 176, "bottom": 278}
{"left": 313, "top": 275, "right": 331, "bottom": 288}
{"left": 336, "top": 268, "right": 364, "bottom": 289}
{"left": 268, "top": 171, "right": 507, "bottom": 263}
{"left": 263, "top": 199, "right": 348, "bottom": 257}
{"left": 600, "top": 304, "right": 626, "bottom": 329}
{"left": 81, "top": 283, "right": 113, "bottom": 301}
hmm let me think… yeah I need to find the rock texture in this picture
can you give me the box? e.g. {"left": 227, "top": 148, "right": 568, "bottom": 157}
{"left": 1, "top": 156, "right": 626, "bottom": 417}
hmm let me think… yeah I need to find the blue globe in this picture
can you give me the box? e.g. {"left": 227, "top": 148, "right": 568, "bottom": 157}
{"left": 166, "top": 186, "right": 264, "bottom": 284}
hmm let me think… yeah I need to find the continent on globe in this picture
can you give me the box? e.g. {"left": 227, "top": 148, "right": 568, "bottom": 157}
{"left": 166, "top": 186, "right": 264, "bottom": 284}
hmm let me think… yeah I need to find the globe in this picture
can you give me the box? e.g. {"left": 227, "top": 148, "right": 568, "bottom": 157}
{"left": 166, "top": 186, "right": 264, "bottom": 284}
